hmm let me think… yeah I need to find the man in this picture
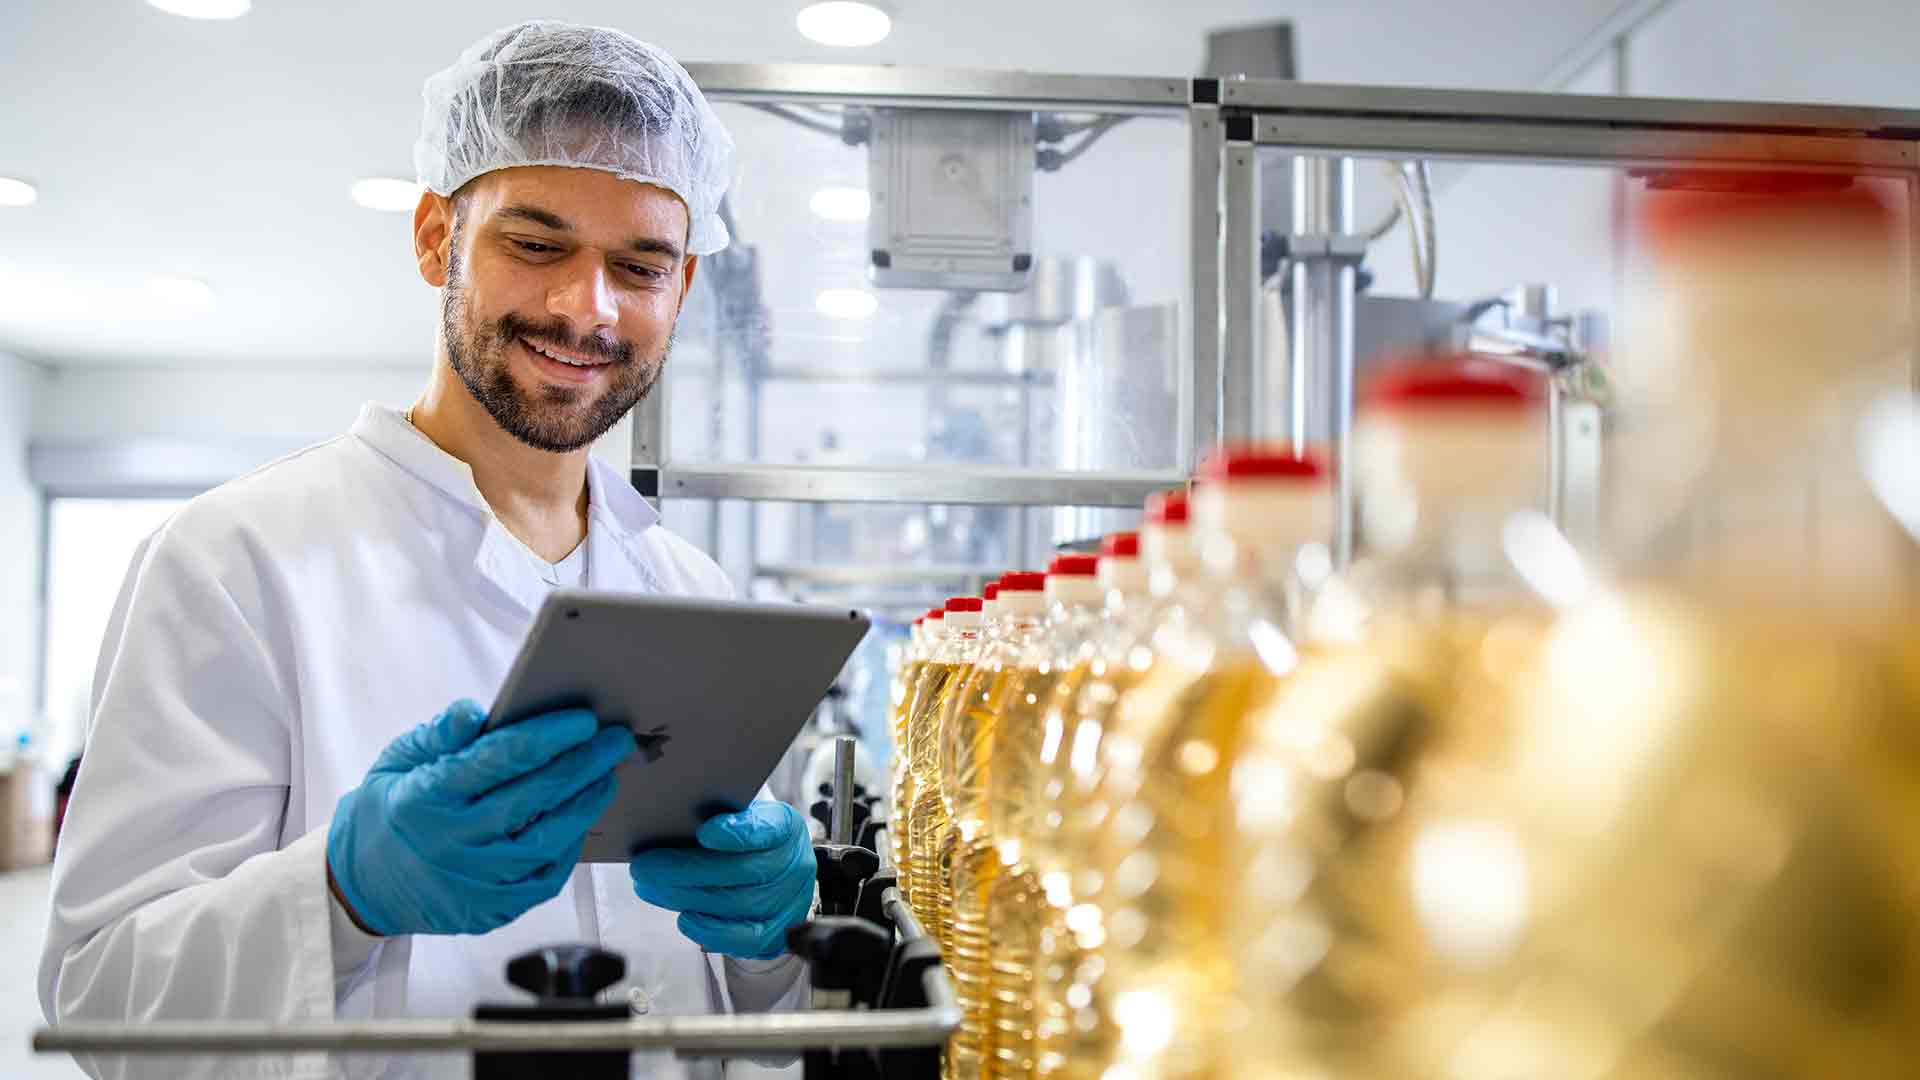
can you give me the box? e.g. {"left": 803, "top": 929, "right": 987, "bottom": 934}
{"left": 38, "top": 21, "right": 814, "bottom": 1079}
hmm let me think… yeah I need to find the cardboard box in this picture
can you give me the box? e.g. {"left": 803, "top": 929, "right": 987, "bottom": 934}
{"left": 0, "top": 764, "right": 53, "bottom": 870}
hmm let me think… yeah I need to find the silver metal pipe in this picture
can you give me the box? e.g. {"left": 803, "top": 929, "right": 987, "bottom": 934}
{"left": 34, "top": 1006, "right": 962, "bottom": 1058}
{"left": 883, "top": 888, "right": 928, "bottom": 944}
{"left": 1288, "top": 156, "right": 1357, "bottom": 564}
{"left": 37, "top": 891, "right": 960, "bottom": 1059}
{"left": 830, "top": 736, "right": 856, "bottom": 846}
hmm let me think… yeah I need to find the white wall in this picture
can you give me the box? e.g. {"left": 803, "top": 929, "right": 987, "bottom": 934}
{"left": 0, "top": 350, "right": 48, "bottom": 743}
{"left": 1633, "top": 0, "right": 1920, "bottom": 108}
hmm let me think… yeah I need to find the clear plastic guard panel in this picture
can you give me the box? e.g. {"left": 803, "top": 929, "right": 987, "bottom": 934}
{"left": 667, "top": 102, "right": 1191, "bottom": 476}
{"left": 1256, "top": 148, "right": 1913, "bottom": 379}
{"left": 1255, "top": 145, "right": 1914, "bottom": 551}
{"left": 660, "top": 496, "right": 1140, "bottom": 614}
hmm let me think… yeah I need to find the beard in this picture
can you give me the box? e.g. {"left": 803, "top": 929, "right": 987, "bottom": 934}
{"left": 439, "top": 256, "right": 668, "bottom": 454}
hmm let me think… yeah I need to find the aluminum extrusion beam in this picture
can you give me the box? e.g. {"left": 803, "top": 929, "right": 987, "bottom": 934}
{"left": 1251, "top": 115, "right": 1918, "bottom": 172}
{"left": 684, "top": 63, "right": 1189, "bottom": 111}
{"left": 1221, "top": 141, "right": 1261, "bottom": 442}
{"left": 1218, "top": 80, "right": 1920, "bottom": 138}
{"left": 1189, "top": 104, "right": 1224, "bottom": 454}
{"left": 650, "top": 465, "right": 1175, "bottom": 508}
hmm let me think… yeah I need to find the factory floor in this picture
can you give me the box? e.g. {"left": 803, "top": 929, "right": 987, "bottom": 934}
{"left": 0, "top": 866, "right": 80, "bottom": 1078}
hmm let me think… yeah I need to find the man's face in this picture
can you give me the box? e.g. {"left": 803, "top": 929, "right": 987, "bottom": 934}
{"left": 426, "top": 166, "right": 696, "bottom": 452}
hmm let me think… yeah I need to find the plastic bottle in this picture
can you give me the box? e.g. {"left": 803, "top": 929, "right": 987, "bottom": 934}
{"left": 890, "top": 608, "right": 944, "bottom": 893}
{"left": 1034, "top": 496, "right": 1203, "bottom": 1080}
{"left": 984, "top": 555, "right": 1104, "bottom": 1079}
{"left": 1090, "top": 449, "right": 1331, "bottom": 1080}
{"left": 1221, "top": 356, "right": 1551, "bottom": 1079}
{"left": 942, "top": 572, "right": 1048, "bottom": 1080}
{"left": 906, "top": 597, "right": 983, "bottom": 945}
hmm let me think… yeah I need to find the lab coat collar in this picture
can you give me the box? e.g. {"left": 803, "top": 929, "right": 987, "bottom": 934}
{"left": 351, "top": 403, "right": 667, "bottom": 609}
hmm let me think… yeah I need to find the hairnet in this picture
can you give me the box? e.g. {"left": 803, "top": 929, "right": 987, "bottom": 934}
{"left": 414, "top": 20, "right": 735, "bottom": 255}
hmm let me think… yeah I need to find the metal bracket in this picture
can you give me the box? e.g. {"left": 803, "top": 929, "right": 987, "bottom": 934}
{"left": 1275, "top": 234, "right": 1370, "bottom": 263}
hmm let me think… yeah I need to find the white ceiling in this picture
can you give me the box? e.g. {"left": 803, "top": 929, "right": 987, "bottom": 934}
{"left": 0, "top": 0, "right": 1634, "bottom": 369}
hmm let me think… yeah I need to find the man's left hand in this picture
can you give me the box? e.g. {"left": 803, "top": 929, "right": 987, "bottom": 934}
{"left": 629, "top": 801, "right": 816, "bottom": 959}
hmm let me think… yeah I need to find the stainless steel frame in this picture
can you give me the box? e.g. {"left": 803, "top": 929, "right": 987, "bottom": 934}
{"left": 1201, "top": 75, "right": 1920, "bottom": 562}
{"left": 660, "top": 464, "right": 1172, "bottom": 508}
{"left": 636, "top": 66, "right": 1204, "bottom": 515}
{"left": 36, "top": 892, "right": 958, "bottom": 1059}
{"left": 639, "top": 63, "right": 1920, "bottom": 534}
{"left": 684, "top": 64, "right": 1189, "bottom": 112}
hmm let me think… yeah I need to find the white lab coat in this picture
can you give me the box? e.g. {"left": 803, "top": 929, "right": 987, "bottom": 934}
{"left": 38, "top": 404, "right": 807, "bottom": 1079}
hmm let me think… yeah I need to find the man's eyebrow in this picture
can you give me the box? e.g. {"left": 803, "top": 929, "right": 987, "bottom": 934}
{"left": 494, "top": 203, "right": 682, "bottom": 262}
{"left": 496, "top": 203, "right": 573, "bottom": 232}
{"left": 625, "top": 236, "right": 684, "bottom": 262}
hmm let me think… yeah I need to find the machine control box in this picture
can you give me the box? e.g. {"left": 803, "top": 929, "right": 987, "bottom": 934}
{"left": 868, "top": 108, "right": 1035, "bottom": 292}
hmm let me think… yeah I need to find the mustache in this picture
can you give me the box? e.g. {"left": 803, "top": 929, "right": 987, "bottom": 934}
{"left": 495, "top": 311, "right": 635, "bottom": 365}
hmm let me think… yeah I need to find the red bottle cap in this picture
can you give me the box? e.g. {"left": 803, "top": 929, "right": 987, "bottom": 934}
{"left": 1195, "top": 445, "right": 1325, "bottom": 483}
{"left": 1101, "top": 532, "right": 1141, "bottom": 558}
{"left": 998, "top": 571, "right": 1047, "bottom": 593}
{"left": 945, "top": 596, "right": 984, "bottom": 614}
{"left": 1048, "top": 554, "right": 1100, "bottom": 578}
{"left": 1145, "top": 489, "right": 1190, "bottom": 524}
{"left": 925, "top": 608, "right": 945, "bottom": 621}
{"left": 1360, "top": 354, "right": 1543, "bottom": 412}
{"left": 984, "top": 582, "right": 1002, "bottom": 602}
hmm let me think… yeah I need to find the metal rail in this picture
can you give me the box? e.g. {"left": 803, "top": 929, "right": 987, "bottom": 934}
{"left": 35, "top": 892, "right": 957, "bottom": 1058}
{"left": 648, "top": 465, "right": 1176, "bottom": 508}
{"left": 683, "top": 63, "right": 1189, "bottom": 112}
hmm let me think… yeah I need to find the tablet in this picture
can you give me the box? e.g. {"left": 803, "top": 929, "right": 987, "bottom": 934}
{"left": 486, "top": 589, "right": 871, "bottom": 861}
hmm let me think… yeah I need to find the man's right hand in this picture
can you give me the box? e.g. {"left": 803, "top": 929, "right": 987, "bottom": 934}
{"left": 325, "top": 700, "right": 635, "bottom": 937}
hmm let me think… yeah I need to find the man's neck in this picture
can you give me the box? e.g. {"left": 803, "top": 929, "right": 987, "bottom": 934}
{"left": 410, "top": 361, "right": 590, "bottom": 563}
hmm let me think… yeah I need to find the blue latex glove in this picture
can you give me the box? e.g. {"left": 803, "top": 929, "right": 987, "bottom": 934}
{"left": 327, "top": 700, "right": 636, "bottom": 937}
{"left": 629, "top": 802, "right": 817, "bottom": 959}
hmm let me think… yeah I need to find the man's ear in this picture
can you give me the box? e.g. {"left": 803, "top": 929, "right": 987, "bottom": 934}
{"left": 677, "top": 253, "right": 699, "bottom": 316}
{"left": 414, "top": 191, "right": 455, "bottom": 288}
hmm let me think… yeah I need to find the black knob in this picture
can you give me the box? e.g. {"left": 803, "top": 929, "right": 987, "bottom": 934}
{"left": 505, "top": 945, "right": 626, "bottom": 1002}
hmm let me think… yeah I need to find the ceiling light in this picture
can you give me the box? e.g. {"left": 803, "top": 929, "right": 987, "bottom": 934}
{"left": 0, "top": 178, "right": 36, "bottom": 207}
{"left": 351, "top": 177, "right": 424, "bottom": 213}
{"left": 816, "top": 288, "right": 878, "bottom": 320}
{"left": 144, "top": 275, "right": 216, "bottom": 311}
{"left": 146, "top": 0, "right": 251, "bottom": 18}
{"left": 809, "top": 186, "right": 872, "bottom": 222}
{"left": 796, "top": 2, "right": 892, "bottom": 48}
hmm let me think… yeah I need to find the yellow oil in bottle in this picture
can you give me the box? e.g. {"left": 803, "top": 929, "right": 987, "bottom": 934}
{"left": 983, "top": 661, "right": 1083, "bottom": 1080}
{"left": 890, "top": 653, "right": 926, "bottom": 894}
{"left": 1220, "top": 610, "right": 1529, "bottom": 1079}
{"left": 944, "top": 660, "right": 1017, "bottom": 1080}
{"left": 905, "top": 659, "right": 967, "bottom": 938}
{"left": 1227, "top": 597, "right": 1920, "bottom": 1078}
{"left": 1090, "top": 652, "right": 1292, "bottom": 1080}
{"left": 1030, "top": 655, "right": 1149, "bottom": 1080}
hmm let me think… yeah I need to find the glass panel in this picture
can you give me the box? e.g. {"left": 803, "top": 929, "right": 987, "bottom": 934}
{"left": 669, "top": 102, "right": 1190, "bottom": 476}
{"left": 1252, "top": 148, "right": 1914, "bottom": 550}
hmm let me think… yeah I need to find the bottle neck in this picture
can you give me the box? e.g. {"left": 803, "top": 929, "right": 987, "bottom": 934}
{"left": 1142, "top": 523, "right": 1198, "bottom": 600}
{"left": 1353, "top": 409, "right": 1547, "bottom": 611}
{"left": 1098, "top": 557, "right": 1149, "bottom": 614}
{"left": 1191, "top": 483, "right": 1331, "bottom": 591}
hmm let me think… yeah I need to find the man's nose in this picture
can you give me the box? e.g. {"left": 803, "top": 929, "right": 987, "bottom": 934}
{"left": 546, "top": 256, "right": 619, "bottom": 337}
